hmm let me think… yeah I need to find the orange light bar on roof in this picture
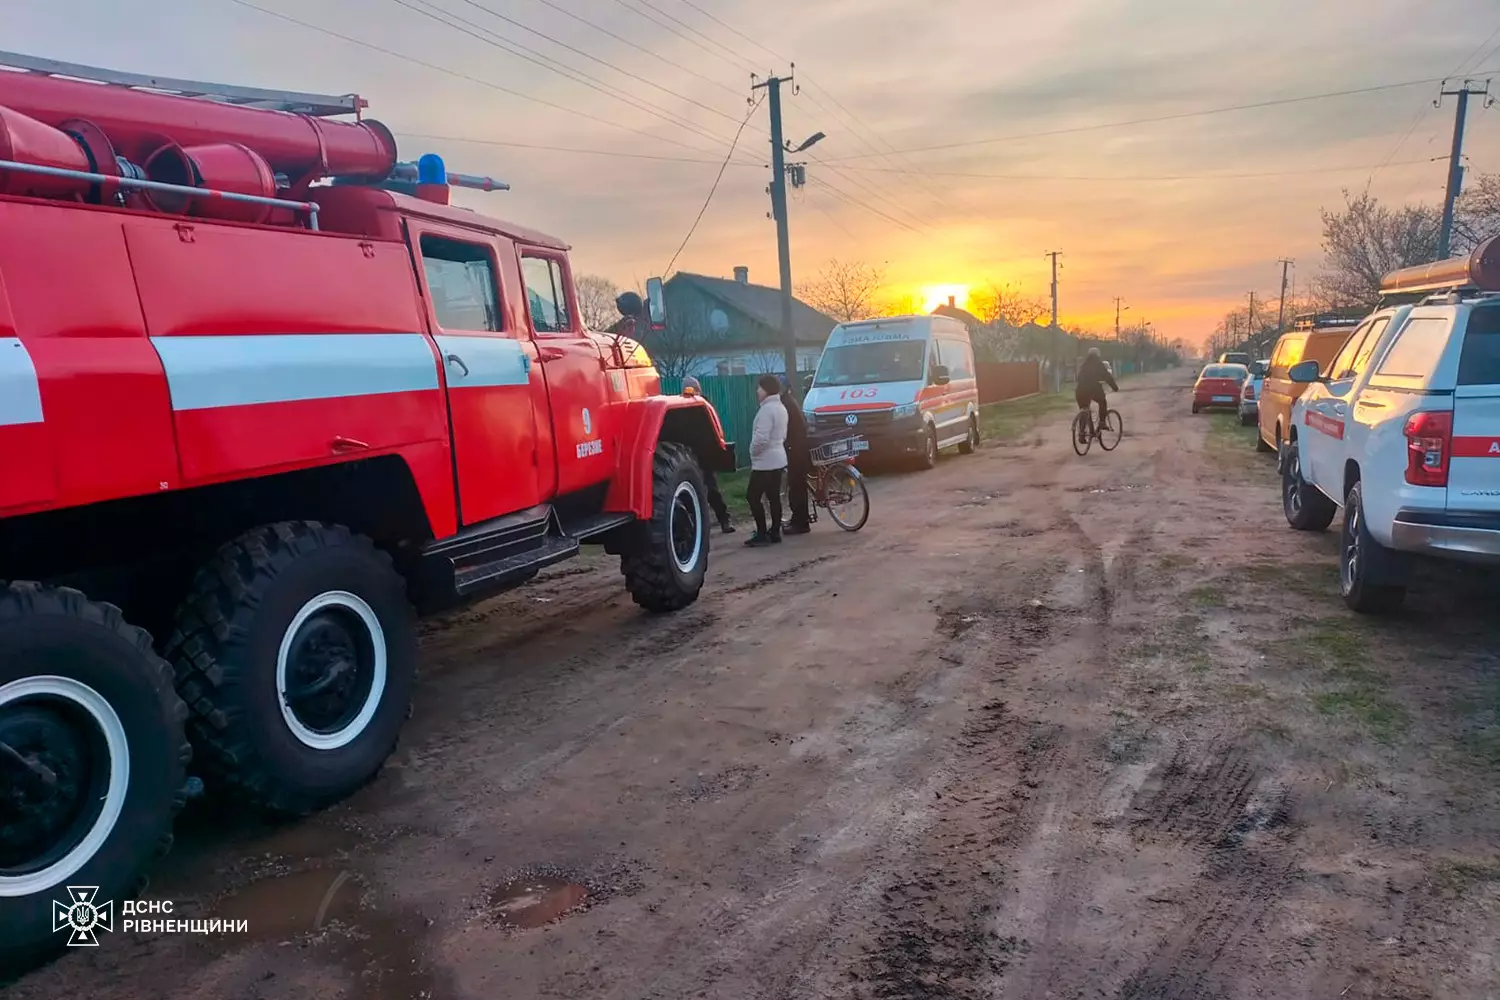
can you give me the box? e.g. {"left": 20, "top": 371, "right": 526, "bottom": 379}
{"left": 1380, "top": 234, "right": 1500, "bottom": 296}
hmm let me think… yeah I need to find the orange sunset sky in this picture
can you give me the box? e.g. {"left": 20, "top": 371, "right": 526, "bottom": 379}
{"left": 12, "top": 0, "right": 1499, "bottom": 347}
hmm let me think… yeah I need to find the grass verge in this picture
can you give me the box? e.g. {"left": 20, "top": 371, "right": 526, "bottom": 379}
{"left": 978, "top": 392, "right": 1073, "bottom": 443}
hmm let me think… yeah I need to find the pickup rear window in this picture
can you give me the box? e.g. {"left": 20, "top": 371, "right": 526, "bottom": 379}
{"left": 1457, "top": 306, "right": 1500, "bottom": 385}
{"left": 1376, "top": 316, "right": 1449, "bottom": 378}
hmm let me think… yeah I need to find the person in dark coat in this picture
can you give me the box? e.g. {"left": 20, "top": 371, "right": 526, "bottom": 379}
{"left": 781, "top": 378, "right": 812, "bottom": 534}
{"left": 683, "top": 376, "right": 734, "bottom": 533}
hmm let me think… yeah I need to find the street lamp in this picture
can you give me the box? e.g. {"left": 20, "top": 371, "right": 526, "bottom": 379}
{"left": 788, "top": 132, "right": 825, "bottom": 153}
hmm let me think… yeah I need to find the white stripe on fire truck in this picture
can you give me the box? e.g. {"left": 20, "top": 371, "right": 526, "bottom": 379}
{"left": 0, "top": 338, "right": 44, "bottom": 427}
{"left": 150, "top": 334, "right": 441, "bottom": 411}
{"left": 431, "top": 334, "right": 531, "bottom": 388}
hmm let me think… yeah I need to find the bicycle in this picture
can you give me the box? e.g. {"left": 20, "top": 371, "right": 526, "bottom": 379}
{"left": 1071, "top": 407, "right": 1123, "bottom": 456}
{"left": 784, "top": 435, "right": 871, "bottom": 531}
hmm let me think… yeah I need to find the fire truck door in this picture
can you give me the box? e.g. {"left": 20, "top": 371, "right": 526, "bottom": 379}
{"left": 519, "top": 251, "right": 613, "bottom": 497}
{"left": 412, "top": 229, "right": 544, "bottom": 525}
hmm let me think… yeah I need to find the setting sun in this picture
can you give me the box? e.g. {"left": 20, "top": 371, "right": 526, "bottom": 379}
{"left": 920, "top": 284, "right": 970, "bottom": 314}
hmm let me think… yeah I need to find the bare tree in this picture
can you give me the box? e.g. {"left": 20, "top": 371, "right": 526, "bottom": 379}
{"left": 798, "top": 259, "right": 887, "bottom": 322}
{"left": 878, "top": 290, "right": 923, "bottom": 316}
{"left": 1316, "top": 189, "right": 1441, "bottom": 308}
{"left": 969, "top": 280, "right": 1047, "bottom": 328}
{"left": 575, "top": 273, "right": 623, "bottom": 331}
{"left": 1455, "top": 172, "right": 1500, "bottom": 256}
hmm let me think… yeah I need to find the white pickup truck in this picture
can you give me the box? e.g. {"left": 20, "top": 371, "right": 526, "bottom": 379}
{"left": 1279, "top": 278, "right": 1500, "bottom": 614}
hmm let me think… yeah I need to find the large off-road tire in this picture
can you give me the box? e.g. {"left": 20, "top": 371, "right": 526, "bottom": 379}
{"left": 0, "top": 583, "right": 189, "bottom": 979}
{"left": 1340, "top": 482, "right": 1408, "bottom": 615}
{"left": 1281, "top": 441, "right": 1336, "bottom": 532}
{"left": 165, "top": 522, "right": 417, "bottom": 816}
{"left": 621, "top": 442, "right": 710, "bottom": 613}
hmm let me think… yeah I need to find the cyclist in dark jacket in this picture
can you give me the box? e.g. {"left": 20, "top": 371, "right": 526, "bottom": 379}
{"left": 1075, "top": 348, "right": 1119, "bottom": 443}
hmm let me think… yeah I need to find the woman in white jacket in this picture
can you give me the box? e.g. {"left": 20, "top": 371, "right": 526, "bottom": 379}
{"left": 745, "top": 373, "right": 789, "bottom": 546}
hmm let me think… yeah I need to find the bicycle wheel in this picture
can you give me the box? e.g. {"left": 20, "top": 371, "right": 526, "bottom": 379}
{"left": 1097, "top": 409, "right": 1124, "bottom": 451}
{"left": 1071, "top": 410, "right": 1092, "bottom": 456}
{"left": 822, "top": 464, "right": 869, "bottom": 531}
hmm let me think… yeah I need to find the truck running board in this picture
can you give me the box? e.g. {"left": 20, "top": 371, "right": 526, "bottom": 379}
{"left": 454, "top": 536, "right": 578, "bottom": 594}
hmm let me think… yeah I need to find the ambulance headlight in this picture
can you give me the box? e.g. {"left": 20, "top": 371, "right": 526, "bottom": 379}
{"left": 893, "top": 402, "right": 920, "bottom": 419}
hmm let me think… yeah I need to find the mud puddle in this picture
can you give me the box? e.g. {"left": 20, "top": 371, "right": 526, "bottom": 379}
{"left": 488, "top": 876, "right": 589, "bottom": 929}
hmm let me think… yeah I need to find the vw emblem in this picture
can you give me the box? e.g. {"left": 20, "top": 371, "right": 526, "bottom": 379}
{"left": 582, "top": 408, "right": 593, "bottom": 435}
{"left": 844, "top": 413, "right": 858, "bottom": 426}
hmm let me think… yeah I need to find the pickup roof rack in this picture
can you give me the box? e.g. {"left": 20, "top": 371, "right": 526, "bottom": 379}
{"left": 0, "top": 50, "right": 364, "bottom": 117}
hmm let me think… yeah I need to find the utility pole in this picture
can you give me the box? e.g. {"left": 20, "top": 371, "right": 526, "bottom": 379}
{"left": 754, "top": 73, "right": 798, "bottom": 394}
{"left": 1046, "top": 250, "right": 1062, "bottom": 392}
{"left": 1247, "top": 291, "right": 1256, "bottom": 351}
{"left": 1436, "top": 80, "right": 1491, "bottom": 261}
{"left": 1275, "top": 258, "right": 1293, "bottom": 338}
{"left": 1113, "top": 296, "right": 1128, "bottom": 340}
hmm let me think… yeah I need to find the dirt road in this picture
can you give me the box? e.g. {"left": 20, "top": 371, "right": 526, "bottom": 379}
{"left": 15, "top": 371, "right": 1500, "bottom": 1000}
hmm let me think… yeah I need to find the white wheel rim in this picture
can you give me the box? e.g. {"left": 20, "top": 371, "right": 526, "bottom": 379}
{"left": 670, "top": 480, "right": 704, "bottom": 573}
{"left": 0, "top": 676, "right": 130, "bottom": 897}
{"left": 276, "top": 591, "right": 387, "bottom": 751}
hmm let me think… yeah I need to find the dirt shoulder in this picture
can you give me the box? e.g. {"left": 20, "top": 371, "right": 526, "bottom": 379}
{"left": 14, "top": 370, "right": 1500, "bottom": 1000}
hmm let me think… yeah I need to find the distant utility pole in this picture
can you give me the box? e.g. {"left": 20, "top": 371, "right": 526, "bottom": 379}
{"left": 751, "top": 72, "right": 824, "bottom": 400}
{"left": 1113, "top": 296, "right": 1128, "bottom": 340}
{"left": 1436, "top": 79, "right": 1492, "bottom": 261}
{"left": 1275, "top": 258, "right": 1294, "bottom": 337}
{"left": 1247, "top": 290, "right": 1256, "bottom": 349}
{"left": 1046, "top": 250, "right": 1062, "bottom": 392}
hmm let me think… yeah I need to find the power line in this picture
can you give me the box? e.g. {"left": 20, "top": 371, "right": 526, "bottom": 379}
{"left": 662, "top": 96, "right": 763, "bottom": 278}
{"left": 391, "top": 0, "right": 749, "bottom": 156}
{"left": 607, "top": 0, "right": 756, "bottom": 75}
{"left": 519, "top": 0, "right": 745, "bottom": 101}
{"left": 807, "top": 176, "right": 923, "bottom": 234}
{"left": 443, "top": 0, "right": 749, "bottom": 129}
{"left": 621, "top": 0, "right": 757, "bottom": 73}
{"left": 1373, "top": 32, "right": 1500, "bottom": 189}
{"left": 222, "top": 0, "right": 720, "bottom": 154}
{"left": 395, "top": 132, "right": 764, "bottom": 165}
{"left": 830, "top": 156, "right": 1445, "bottom": 181}
{"left": 820, "top": 72, "right": 1500, "bottom": 161}
{"left": 1455, "top": 23, "right": 1500, "bottom": 76}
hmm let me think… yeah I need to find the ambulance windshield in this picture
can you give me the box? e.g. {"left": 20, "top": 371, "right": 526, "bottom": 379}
{"left": 813, "top": 340, "right": 926, "bottom": 386}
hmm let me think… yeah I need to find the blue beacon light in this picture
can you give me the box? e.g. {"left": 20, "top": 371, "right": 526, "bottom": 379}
{"left": 416, "top": 153, "right": 447, "bottom": 185}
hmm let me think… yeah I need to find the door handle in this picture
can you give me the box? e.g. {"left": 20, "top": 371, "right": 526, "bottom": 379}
{"left": 1355, "top": 398, "right": 1386, "bottom": 409}
{"left": 445, "top": 353, "right": 469, "bottom": 378}
{"left": 538, "top": 347, "right": 566, "bottom": 361}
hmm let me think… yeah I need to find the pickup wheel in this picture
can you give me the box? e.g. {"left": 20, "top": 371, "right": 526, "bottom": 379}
{"left": 165, "top": 522, "right": 417, "bottom": 816}
{"left": 0, "top": 583, "right": 189, "bottom": 978}
{"left": 1281, "top": 442, "right": 1336, "bottom": 531}
{"left": 1340, "top": 482, "right": 1407, "bottom": 615}
{"left": 621, "top": 442, "right": 710, "bottom": 613}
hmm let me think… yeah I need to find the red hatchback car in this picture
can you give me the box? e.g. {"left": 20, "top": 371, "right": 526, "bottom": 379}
{"left": 1192, "top": 363, "right": 1249, "bottom": 414}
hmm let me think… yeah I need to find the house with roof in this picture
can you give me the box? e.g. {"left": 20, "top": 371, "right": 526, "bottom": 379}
{"left": 649, "top": 267, "right": 837, "bottom": 378}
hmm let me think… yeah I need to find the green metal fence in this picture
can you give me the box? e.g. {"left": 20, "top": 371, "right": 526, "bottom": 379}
{"left": 659, "top": 372, "right": 813, "bottom": 469}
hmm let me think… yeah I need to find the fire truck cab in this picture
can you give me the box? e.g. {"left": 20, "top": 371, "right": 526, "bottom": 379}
{"left": 0, "top": 53, "right": 732, "bottom": 970}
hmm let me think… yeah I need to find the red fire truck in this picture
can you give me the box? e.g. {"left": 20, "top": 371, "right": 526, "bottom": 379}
{"left": 0, "top": 52, "right": 733, "bottom": 966}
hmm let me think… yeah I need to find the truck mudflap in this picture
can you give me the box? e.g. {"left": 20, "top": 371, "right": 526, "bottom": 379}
{"left": 605, "top": 396, "right": 734, "bottom": 520}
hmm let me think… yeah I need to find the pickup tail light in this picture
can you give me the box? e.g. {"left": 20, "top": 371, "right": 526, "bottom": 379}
{"left": 1404, "top": 410, "right": 1453, "bottom": 487}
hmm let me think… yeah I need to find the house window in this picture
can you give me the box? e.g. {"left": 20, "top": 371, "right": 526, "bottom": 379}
{"left": 709, "top": 308, "right": 729, "bottom": 335}
{"left": 420, "top": 236, "right": 501, "bottom": 332}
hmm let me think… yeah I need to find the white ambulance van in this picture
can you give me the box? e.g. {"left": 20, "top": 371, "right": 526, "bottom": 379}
{"left": 803, "top": 315, "right": 981, "bottom": 468}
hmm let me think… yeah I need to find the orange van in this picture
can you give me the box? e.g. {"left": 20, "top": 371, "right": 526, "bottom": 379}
{"left": 1257, "top": 312, "right": 1364, "bottom": 453}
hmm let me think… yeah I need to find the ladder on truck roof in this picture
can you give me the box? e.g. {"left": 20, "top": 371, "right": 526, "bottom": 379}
{"left": 0, "top": 51, "right": 365, "bottom": 118}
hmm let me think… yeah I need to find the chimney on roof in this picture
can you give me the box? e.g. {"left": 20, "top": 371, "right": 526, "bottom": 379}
{"left": 948, "top": 295, "right": 956, "bottom": 308}
{"left": 733, "top": 266, "right": 749, "bottom": 284}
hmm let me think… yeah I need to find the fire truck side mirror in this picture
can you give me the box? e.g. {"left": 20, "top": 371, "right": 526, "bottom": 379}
{"left": 645, "top": 276, "right": 666, "bottom": 331}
